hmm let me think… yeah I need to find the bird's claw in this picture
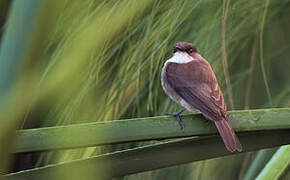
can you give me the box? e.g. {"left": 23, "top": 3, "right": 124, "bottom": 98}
{"left": 166, "top": 109, "right": 186, "bottom": 131}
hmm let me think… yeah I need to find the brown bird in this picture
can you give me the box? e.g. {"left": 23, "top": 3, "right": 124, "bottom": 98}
{"left": 161, "top": 41, "right": 242, "bottom": 152}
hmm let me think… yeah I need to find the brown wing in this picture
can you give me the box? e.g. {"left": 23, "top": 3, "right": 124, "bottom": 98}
{"left": 165, "top": 60, "right": 227, "bottom": 121}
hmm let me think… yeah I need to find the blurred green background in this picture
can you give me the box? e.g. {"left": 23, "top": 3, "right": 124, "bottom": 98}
{"left": 0, "top": 0, "right": 289, "bottom": 179}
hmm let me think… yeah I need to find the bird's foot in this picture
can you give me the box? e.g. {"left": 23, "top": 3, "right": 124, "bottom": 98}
{"left": 166, "top": 108, "right": 186, "bottom": 131}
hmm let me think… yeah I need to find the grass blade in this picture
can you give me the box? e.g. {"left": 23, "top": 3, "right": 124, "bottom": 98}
{"left": 0, "top": 0, "right": 42, "bottom": 100}
{"left": 256, "top": 145, "right": 290, "bottom": 180}
{"left": 0, "top": 0, "right": 44, "bottom": 174}
{"left": 243, "top": 148, "right": 277, "bottom": 180}
{"left": 259, "top": 0, "right": 272, "bottom": 106}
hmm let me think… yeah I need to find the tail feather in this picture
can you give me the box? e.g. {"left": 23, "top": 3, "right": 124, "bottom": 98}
{"left": 214, "top": 119, "right": 242, "bottom": 152}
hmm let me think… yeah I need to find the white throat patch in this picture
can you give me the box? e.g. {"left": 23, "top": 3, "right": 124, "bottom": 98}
{"left": 165, "top": 52, "right": 194, "bottom": 64}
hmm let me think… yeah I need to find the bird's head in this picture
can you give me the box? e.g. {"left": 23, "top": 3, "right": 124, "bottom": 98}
{"left": 173, "top": 42, "right": 198, "bottom": 56}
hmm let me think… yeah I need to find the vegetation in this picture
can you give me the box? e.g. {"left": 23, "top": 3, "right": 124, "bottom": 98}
{"left": 0, "top": 0, "right": 289, "bottom": 179}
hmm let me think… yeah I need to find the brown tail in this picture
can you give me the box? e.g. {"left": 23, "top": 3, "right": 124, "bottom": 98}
{"left": 214, "top": 119, "right": 242, "bottom": 152}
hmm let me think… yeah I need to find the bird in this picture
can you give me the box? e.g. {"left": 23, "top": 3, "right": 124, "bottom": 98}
{"left": 161, "top": 41, "right": 242, "bottom": 152}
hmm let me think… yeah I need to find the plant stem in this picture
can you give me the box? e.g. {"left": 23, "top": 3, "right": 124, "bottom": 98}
{"left": 13, "top": 108, "right": 290, "bottom": 153}
{"left": 221, "top": 0, "right": 234, "bottom": 109}
{"left": 259, "top": 0, "right": 272, "bottom": 106}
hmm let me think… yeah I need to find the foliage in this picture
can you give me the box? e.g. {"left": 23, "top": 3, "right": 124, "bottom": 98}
{"left": 0, "top": 0, "right": 289, "bottom": 179}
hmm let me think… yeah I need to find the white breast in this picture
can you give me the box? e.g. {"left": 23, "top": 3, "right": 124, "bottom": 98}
{"left": 161, "top": 52, "right": 196, "bottom": 111}
{"left": 165, "top": 52, "right": 194, "bottom": 64}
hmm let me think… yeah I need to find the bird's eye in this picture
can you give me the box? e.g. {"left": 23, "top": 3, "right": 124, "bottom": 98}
{"left": 188, "top": 48, "right": 193, "bottom": 53}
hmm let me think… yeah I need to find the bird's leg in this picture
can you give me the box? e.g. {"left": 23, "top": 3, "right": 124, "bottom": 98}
{"left": 166, "top": 108, "right": 186, "bottom": 131}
